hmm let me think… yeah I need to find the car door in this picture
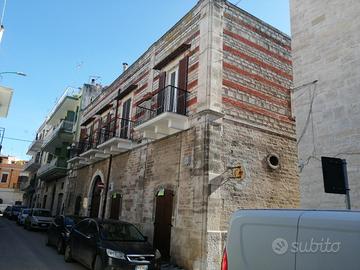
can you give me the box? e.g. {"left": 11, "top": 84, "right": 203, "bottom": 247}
{"left": 82, "top": 220, "right": 99, "bottom": 267}
{"left": 296, "top": 211, "right": 360, "bottom": 270}
{"left": 72, "top": 220, "right": 90, "bottom": 261}
{"left": 49, "top": 216, "right": 60, "bottom": 245}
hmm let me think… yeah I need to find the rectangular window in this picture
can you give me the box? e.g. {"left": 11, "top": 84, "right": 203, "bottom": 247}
{"left": 1, "top": 172, "right": 9, "bottom": 183}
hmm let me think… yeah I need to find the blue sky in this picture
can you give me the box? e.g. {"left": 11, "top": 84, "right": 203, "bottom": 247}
{"left": 0, "top": 0, "right": 290, "bottom": 160}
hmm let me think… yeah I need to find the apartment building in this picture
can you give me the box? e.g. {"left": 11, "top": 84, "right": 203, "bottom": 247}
{"left": 66, "top": 0, "right": 298, "bottom": 269}
{"left": 23, "top": 84, "right": 102, "bottom": 215}
{"left": 0, "top": 155, "right": 28, "bottom": 205}
{"left": 290, "top": 0, "right": 360, "bottom": 208}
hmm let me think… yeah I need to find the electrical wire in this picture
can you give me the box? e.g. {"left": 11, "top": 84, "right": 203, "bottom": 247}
{"left": 297, "top": 83, "right": 317, "bottom": 146}
{"left": 1, "top": 0, "right": 7, "bottom": 25}
{"left": 3, "top": 136, "right": 33, "bottom": 143}
{"left": 234, "top": 0, "right": 243, "bottom": 6}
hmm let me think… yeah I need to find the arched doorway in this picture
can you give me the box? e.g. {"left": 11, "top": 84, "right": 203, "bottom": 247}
{"left": 90, "top": 176, "right": 103, "bottom": 218}
{"left": 153, "top": 189, "right": 174, "bottom": 260}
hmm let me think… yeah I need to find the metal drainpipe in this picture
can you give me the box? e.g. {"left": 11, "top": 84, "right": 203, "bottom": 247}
{"left": 101, "top": 98, "right": 119, "bottom": 220}
{"left": 102, "top": 154, "right": 112, "bottom": 220}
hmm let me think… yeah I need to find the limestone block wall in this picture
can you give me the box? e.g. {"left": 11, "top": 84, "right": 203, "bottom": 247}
{"left": 291, "top": 0, "right": 360, "bottom": 208}
{"left": 206, "top": 119, "right": 299, "bottom": 269}
{"left": 68, "top": 122, "right": 208, "bottom": 270}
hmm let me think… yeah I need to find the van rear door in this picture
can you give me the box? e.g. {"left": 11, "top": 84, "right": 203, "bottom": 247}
{"left": 226, "top": 210, "right": 301, "bottom": 270}
{"left": 296, "top": 211, "right": 360, "bottom": 270}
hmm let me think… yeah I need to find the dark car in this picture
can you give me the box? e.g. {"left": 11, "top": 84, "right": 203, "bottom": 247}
{"left": 3, "top": 206, "right": 12, "bottom": 218}
{"left": 64, "top": 218, "right": 161, "bottom": 270}
{"left": 47, "top": 215, "right": 84, "bottom": 254}
{"left": 10, "top": 205, "right": 27, "bottom": 220}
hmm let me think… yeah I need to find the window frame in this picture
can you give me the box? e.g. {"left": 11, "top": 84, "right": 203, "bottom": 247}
{"left": 1, "top": 172, "right": 9, "bottom": 183}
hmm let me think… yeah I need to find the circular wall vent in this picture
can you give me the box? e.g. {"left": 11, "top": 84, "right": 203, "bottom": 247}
{"left": 267, "top": 154, "right": 280, "bottom": 170}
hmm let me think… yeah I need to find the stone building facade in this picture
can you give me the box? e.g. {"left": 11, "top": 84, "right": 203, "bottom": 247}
{"left": 290, "top": 0, "right": 360, "bottom": 209}
{"left": 66, "top": 0, "right": 299, "bottom": 269}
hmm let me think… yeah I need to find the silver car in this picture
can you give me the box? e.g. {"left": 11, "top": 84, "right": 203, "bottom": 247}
{"left": 17, "top": 208, "right": 31, "bottom": 225}
{"left": 24, "top": 208, "right": 53, "bottom": 230}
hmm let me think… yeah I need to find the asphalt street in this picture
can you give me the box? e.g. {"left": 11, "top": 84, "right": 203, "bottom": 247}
{"left": 0, "top": 217, "right": 86, "bottom": 270}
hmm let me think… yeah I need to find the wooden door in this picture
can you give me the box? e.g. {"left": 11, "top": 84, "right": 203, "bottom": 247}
{"left": 109, "top": 193, "right": 122, "bottom": 220}
{"left": 153, "top": 190, "right": 174, "bottom": 260}
{"left": 90, "top": 177, "right": 102, "bottom": 218}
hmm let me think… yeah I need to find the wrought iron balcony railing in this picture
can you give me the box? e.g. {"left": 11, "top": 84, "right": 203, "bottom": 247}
{"left": 70, "top": 117, "right": 133, "bottom": 158}
{"left": 42, "top": 120, "right": 75, "bottom": 147}
{"left": 135, "top": 85, "right": 187, "bottom": 127}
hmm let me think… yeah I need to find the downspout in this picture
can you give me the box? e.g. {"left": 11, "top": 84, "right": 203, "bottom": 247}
{"left": 201, "top": 115, "right": 210, "bottom": 270}
{"left": 101, "top": 97, "right": 120, "bottom": 220}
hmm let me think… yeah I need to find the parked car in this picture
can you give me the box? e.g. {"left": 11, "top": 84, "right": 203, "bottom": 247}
{"left": 64, "top": 218, "right": 161, "bottom": 270}
{"left": 24, "top": 208, "right": 53, "bottom": 230}
{"left": 10, "top": 205, "right": 27, "bottom": 220}
{"left": 0, "top": 204, "right": 11, "bottom": 217}
{"left": 47, "top": 215, "right": 84, "bottom": 254}
{"left": 17, "top": 208, "right": 31, "bottom": 225}
{"left": 3, "top": 206, "right": 12, "bottom": 218}
{"left": 222, "top": 209, "right": 360, "bottom": 270}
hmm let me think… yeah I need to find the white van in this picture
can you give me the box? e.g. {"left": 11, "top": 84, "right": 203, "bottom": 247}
{"left": 222, "top": 210, "right": 360, "bottom": 270}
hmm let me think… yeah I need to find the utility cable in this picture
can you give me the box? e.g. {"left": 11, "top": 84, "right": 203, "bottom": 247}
{"left": 297, "top": 83, "right": 317, "bottom": 146}
{"left": 234, "top": 0, "right": 243, "bottom": 6}
{"left": 3, "top": 136, "right": 33, "bottom": 143}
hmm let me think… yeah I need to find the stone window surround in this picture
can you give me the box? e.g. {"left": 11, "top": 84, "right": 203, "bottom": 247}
{"left": 0, "top": 171, "right": 9, "bottom": 183}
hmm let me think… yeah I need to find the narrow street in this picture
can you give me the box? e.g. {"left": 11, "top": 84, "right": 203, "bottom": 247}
{"left": 0, "top": 217, "right": 86, "bottom": 270}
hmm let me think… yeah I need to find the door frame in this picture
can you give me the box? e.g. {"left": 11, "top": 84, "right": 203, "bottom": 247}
{"left": 153, "top": 188, "right": 175, "bottom": 260}
{"left": 87, "top": 170, "right": 105, "bottom": 218}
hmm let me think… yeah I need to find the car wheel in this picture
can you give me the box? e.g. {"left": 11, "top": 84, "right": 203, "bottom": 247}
{"left": 57, "top": 238, "right": 64, "bottom": 254}
{"left": 93, "top": 255, "right": 103, "bottom": 270}
{"left": 64, "top": 244, "right": 73, "bottom": 262}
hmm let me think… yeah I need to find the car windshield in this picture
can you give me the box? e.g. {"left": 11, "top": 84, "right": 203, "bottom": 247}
{"left": 64, "top": 216, "right": 79, "bottom": 226}
{"left": 33, "top": 210, "right": 51, "bottom": 217}
{"left": 99, "top": 223, "right": 146, "bottom": 242}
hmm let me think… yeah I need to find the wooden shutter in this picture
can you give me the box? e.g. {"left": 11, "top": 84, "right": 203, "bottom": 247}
{"left": 157, "top": 72, "right": 166, "bottom": 115}
{"left": 120, "top": 98, "right": 131, "bottom": 139}
{"left": 177, "top": 56, "right": 189, "bottom": 115}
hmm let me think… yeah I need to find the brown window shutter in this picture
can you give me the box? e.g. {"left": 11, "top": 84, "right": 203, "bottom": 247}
{"left": 157, "top": 72, "right": 166, "bottom": 114}
{"left": 177, "top": 56, "right": 189, "bottom": 115}
{"left": 80, "top": 128, "right": 87, "bottom": 140}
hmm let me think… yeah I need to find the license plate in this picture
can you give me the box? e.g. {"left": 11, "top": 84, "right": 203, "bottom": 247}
{"left": 135, "top": 265, "right": 148, "bottom": 270}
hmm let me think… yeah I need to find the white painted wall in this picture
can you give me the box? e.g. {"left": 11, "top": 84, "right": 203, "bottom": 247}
{"left": 291, "top": 0, "right": 360, "bottom": 209}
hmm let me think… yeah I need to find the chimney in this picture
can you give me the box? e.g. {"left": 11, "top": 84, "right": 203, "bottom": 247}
{"left": 91, "top": 78, "right": 96, "bottom": 85}
{"left": 122, "top": 62, "right": 129, "bottom": 72}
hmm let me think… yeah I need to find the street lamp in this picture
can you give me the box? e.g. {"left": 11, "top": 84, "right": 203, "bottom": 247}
{"left": 0, "top": 71, "right": 27, "bottom": 77}
{"left": 0, "top": 71, "right": 26, "bottom": 118}
{"left": 0, "top": 71, "right": 27, "bottom": 82}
